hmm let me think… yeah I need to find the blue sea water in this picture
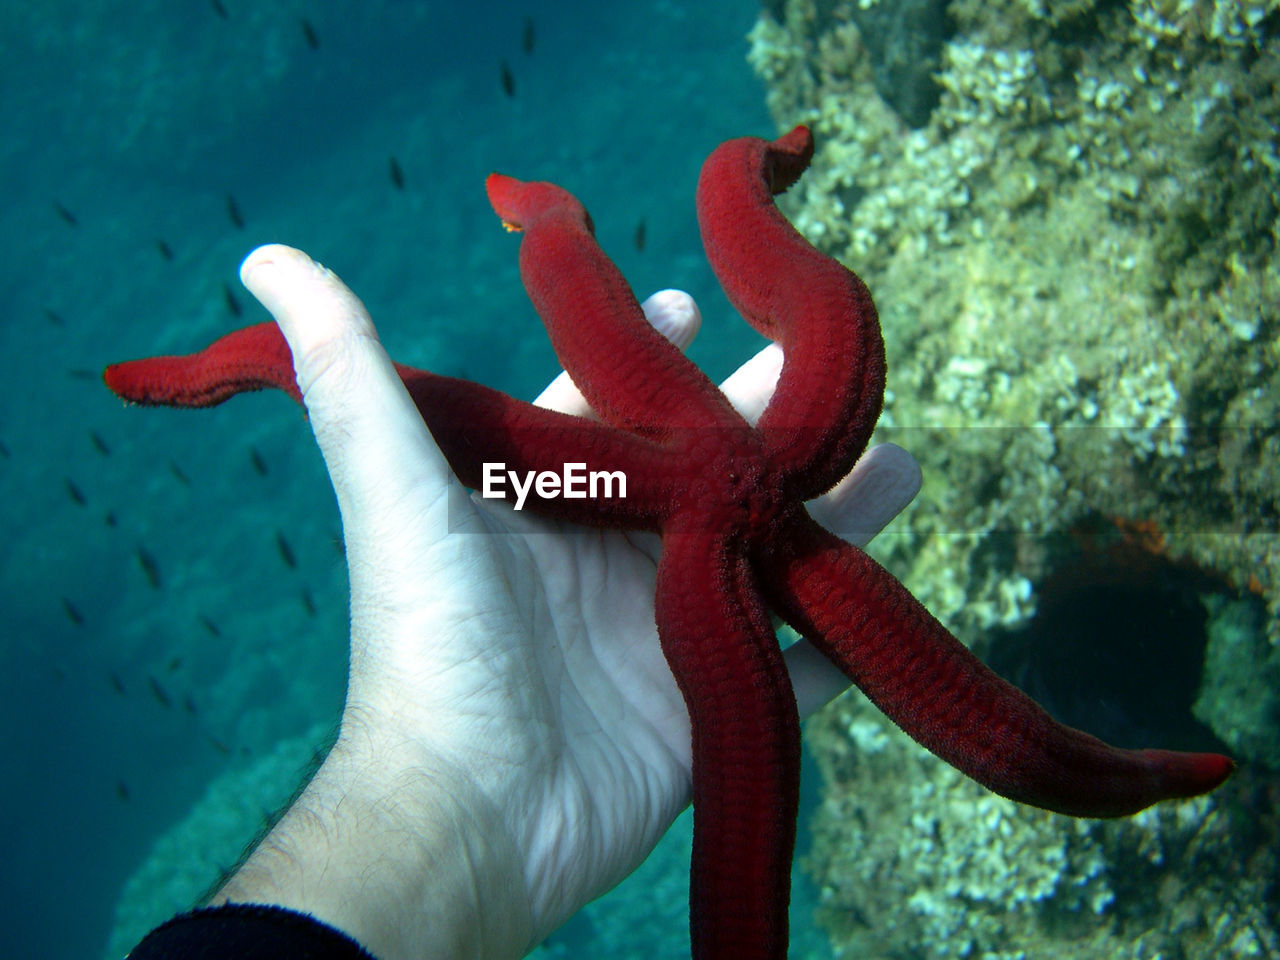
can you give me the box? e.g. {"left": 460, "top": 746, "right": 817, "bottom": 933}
{"left": 0, "top": 1, "right": 821, "bottom": 957}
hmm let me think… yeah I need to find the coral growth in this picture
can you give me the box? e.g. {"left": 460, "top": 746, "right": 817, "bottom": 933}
{"left": 806, "top": 693, "right": 1280, "bottom": 957}
{"left": 751, "top": 0, "right": 1279, "bottom": 954}
{"left": 748, "top": 0, "right": 1279, "bottom": 701}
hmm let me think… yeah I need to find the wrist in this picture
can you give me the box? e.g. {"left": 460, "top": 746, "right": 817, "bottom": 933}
{"left": 210, "top": 725, "right": 533, "bottom": 960}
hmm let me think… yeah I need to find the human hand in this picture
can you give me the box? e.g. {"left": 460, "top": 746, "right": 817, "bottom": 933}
{"left": 209, "top": 245, "right": 922, "bottom": 960}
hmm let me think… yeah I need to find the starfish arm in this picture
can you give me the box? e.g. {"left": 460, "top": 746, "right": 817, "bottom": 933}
{"left": 696, "top": 126, "right": 886, "bottom": 498}
{"left": 104, "top": 321, "right": 303, "bottom": 405}
{"left": 486, "top": 174, "right": 743, "bottom": 439}
{"left": 655, "top": 530, "right": 799, "bottom": 960}
{"left": 104, "top": 322, "right": 677, "bottom": 527}
{"left": 764, "top": 517, "right": 1234, "bottom": 818}
{"left": 534, "top": 289, "right": 702, "bottom": 416}
{"left": 399, "top": 370, "right": 677, "bottom": 528}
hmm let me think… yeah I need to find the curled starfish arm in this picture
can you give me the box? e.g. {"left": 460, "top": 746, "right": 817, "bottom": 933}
{"left": 104, "top": 318, "right": 678, "bottom": 527}
{"left": 655, "top": 531, "right": 800, "bottom": 960}
{"left": 696, "top": 126, "right": 886, "bottom": 498}
{"left": 768, "top": 518, "right": 1234, "bottom": 818}
{"left": 535, "top": 289, "right": 702, "bottom": 414}
{"left": 104, "top": 321, "right": 303, "bottom": 406}
{"left": 486, "top": 174, "right": 743, "bottom": 439}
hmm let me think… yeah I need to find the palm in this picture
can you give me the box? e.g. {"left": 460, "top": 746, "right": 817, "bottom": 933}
{"left": 411, "top": 497, "right": 691, "bottom": 928}
{"left": 355, "top": 429, "right": 918, "bottom": 940}
{"left": 222, "top": 249, "right": 919, "bottom": 946}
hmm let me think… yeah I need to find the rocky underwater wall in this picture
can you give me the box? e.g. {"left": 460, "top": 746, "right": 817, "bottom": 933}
{"left": 751, "top": 0, "right": 1280, "bottom": 956}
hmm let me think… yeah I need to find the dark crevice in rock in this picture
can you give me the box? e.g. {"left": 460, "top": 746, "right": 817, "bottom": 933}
{"left": 984, "top": 522, "right": 1232, "bottom": 755}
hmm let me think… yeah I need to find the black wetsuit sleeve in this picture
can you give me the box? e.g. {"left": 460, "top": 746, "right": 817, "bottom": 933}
{"left": 127, "top": 903, "right": 378, "bottom": 959}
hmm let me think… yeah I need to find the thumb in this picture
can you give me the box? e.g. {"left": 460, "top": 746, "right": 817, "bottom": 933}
{"left": 239, "top": 244, "right": 455, "bottom": 568}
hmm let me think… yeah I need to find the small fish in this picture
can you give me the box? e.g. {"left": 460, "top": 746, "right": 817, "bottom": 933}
{"left": 61, "top": 597, "right": 84, "bottom": 626}
{"left": 522, "top": 16, "right": 535, "bottom": 55}
{"left": 222, "top": 281, "right": 242, "bottom": 317}
{"left": 136, "top": 547, "right": 162, "bottom": 589}
{"left": 210, "top": 0, "right": 228, "bottom": 19}
{"left": 499, "top": 59, "right": 515, "bottom": 98}
{"left": 333, "top": 530, "right": 345, "bottom": 556}
{"left": 155, "top": 238, "right": 174, "bottom": 261}
{"left": 89, "top": 430, "right": 111, "bottom": 456}
{"left": 634, "top": 217, "right": 646, "bottom": 253}
{"left": 300, "top": 17, "right": 319, "bottom": 50}
{"left": 207, "top": 734, "right": 232, "bottom": 756}
{"left": 108, "top": 671, "right": 127, "bottom": 696}
{"left": 167, "top": 655, "right": 183, "bottom": 673}
{"left": 43, "top": 308, "right": 66, "bottom": 327}
{"left": 67, "top": 368, "right": 97, "bottom": 381}
{"left": 300, "top": 587, "right": 316, "bottom": 617}
{"left": 116, "top": 780, "right": 131, "bottom": 802}
{"left": 200, "top": 614, "right": 222, "bottom": 638}
{"left": 53, "top": 201, "right": 78, "bottom": 227}
{"left": 276, "top": 529, "right": 297, "bottom": 569}
{"left": 65, "top": 477, "right": 87, "bottom": 506}
{"left": 183, "top": 694, "right": 198, "bottom": 716}
{"left": 226, "top": 193, "right": 244, "bottom": 229}
{"left": 104, "top": 511, "right": 118, "bottom": 528}
{"left": 169, "top": 460, "right": 190, "bottom": 487}
{"left": 249, "top": 445, "right": 268, "bottom": 476}
{"left": 388, "top": 155, "right": 405, "bottom": 190}
{"left": 147, "top": 675, "right": 173, "bottom": 709}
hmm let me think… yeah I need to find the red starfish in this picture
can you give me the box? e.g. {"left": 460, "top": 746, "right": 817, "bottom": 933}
{"left": 104, "top": 127, "right": 1233, "bottom": 960}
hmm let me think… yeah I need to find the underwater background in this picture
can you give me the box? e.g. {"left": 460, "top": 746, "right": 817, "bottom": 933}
{"left": 0, "top": 1, "right": 779, "bottom": 957}
{"left": 2, "top": 1, "right": 1277, "bottom": 959}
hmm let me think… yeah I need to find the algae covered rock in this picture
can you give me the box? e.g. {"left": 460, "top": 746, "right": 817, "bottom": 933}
{"left": 750, "top": 0, "right": 1279, "bottom": 643}
{"left": 805, "top": 694, "right": 1279, "bottom": 958}
{"left": 750, "top": 1, "right": 1279, "bottom": 955}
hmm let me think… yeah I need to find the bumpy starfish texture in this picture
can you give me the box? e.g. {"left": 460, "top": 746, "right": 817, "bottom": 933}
{"left": 105, "top": 126, "right": 1233, "bottom": 960}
